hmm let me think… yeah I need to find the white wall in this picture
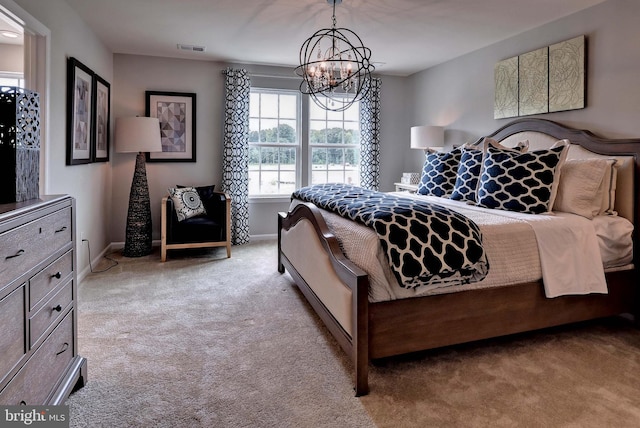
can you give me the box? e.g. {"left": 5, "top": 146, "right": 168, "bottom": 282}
{"left": 112, "top": 54, "right": 226, "bottom": 243}
{"left": 14, "top": 0, "right": 113, "bottom": 276}
{"left": 406, "top": 0, "right": 640, "bottom": 172}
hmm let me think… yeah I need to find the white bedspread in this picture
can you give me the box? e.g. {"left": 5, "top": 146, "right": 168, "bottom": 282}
{"left": 407, "top": 195, "right": 608, "bottom": 298}
{"left": 291, "top": 193, "right": 613, "bottom": 301}
{"left": 478, "top": 209, "right": 608, "bottom": 298}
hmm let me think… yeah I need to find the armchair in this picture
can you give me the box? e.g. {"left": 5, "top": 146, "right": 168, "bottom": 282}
{"left": 161, "top": 190, "right": 231, "bottom": 262}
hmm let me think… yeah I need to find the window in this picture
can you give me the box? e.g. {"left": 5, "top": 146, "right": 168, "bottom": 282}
{"left": 0, "top": 71, "right": 24, "bottom": 88}
{"left": 0, "top": 72, "right": 25, "bottom": 88}
{"left": 248, "top": 88, "right": 361, "bottom": 197}
{"left": 309, "top": 99, "right": 360, "bottom": 186}
{"left": 248, "top": 89, "right": 300, "bottom": 196}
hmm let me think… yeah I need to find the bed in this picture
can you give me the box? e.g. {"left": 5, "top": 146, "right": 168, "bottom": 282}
{"left": 277, "top": 118, "right": 640, "bottom": 396}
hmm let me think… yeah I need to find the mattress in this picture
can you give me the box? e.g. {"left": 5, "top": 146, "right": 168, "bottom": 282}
{"left": 290, "top": 194, "right": 634, "bottom": 303}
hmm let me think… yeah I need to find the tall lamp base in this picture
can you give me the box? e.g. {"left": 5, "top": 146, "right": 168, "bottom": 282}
{"left": 123, "top": 152, "right": 153, "bottom": 257}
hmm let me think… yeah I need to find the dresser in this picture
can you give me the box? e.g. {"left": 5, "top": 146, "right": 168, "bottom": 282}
{"left": 0, "top": 195, "right": 87, "bottom": 405}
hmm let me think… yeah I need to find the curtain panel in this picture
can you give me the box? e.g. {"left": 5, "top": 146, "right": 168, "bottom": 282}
{"left": 222, "top": 68, "right": 251, "bottom": 245}
{"left": 359, "top": 77, "right": 381, "bottom": 191}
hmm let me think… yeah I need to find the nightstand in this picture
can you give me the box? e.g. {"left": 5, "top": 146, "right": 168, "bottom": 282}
{"left": 394, "top": 182, "right": 419, "bottom": 193}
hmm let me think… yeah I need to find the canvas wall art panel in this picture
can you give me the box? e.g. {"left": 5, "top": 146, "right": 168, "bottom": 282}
{"left": 549, "top": 35, "right": 585, "bottom": 112}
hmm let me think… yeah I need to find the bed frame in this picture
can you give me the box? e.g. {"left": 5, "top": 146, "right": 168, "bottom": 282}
{"left": 277, "top": 118, "right": 640, "bottom": 396}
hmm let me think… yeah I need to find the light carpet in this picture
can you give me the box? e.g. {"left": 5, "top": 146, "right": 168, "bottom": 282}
{"left": 67, "top": 241, "right": 640, "bottom": 427}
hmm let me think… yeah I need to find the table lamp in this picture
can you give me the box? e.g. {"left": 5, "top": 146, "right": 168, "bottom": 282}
{"left": 115, "top": 117, "right": 162, "bottom": 257}
{"left": 410, "top": 125, "right": 444, "bottom": 151}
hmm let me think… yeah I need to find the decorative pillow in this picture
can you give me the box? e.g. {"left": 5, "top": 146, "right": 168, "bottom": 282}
{"left": 177, "top": 184, "right": 216, "bottom": 201}
{"left": 450, "top": 138, "right": 529, "bottom": 203}
{"left": 168, "top": 187, "right": 207, "bottom": 221}
{"left": 416, "top": 147, "right": 462, "bottom": 197}
{"left": 476, "top": 140, "right": 570, "bottom": 214}
{"left": 599, "top": 161, "right": 618, "bottom": 215}
{"left": 553, "top": 158, "right": 617, "bottom": 219}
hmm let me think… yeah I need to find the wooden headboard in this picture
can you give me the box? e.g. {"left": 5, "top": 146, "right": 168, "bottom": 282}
{"left": 479, "top": 118, "right": 640, "bottom": 266}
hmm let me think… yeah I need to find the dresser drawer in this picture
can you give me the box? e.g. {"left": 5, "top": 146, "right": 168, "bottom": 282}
{"left": 29, "top": 250, "right": 73, "bottom": 311}
{"left": 0, "top": 207, "right": 72, "bottom": 289}
{"left": 0, "top": 284, "right": 26, "bottom": 386}
{"left": 29, "top": 281, "right": 73, "bottom": 349}
{"left": 0, "top": 311, "right": 74, "bottom": 405}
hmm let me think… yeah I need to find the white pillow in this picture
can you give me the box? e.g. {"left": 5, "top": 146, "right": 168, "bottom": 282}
{"left": 553, "top": 158, "right": 617, "bottom": 219}
{"left": 598, "top": 160, "right": 618, "bottom": 215}
{"left": 168, "top": 187, "right": 207, "bottom": 221}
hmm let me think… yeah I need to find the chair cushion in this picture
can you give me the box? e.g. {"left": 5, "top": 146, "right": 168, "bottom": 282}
{"left": 167, "top": 216, "right": 223, "bottom": 244}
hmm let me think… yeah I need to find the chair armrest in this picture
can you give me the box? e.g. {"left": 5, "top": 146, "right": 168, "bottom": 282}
{"left": 162, "top": 196, "right": 181, "bottom": 241}
{"left": 202, "top": 191, "right": 230, "bottom": 226}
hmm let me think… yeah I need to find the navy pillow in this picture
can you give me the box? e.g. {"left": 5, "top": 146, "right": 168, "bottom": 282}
{"left": 476, "top": 142, "right": 569, "bottom": 214}
{"left": 416, "top": 147, "right": 462, "bottom": 197}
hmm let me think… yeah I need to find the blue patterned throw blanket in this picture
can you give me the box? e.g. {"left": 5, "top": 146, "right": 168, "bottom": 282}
{"left": 292, "top": 183, "right": 489, "bottom": 289}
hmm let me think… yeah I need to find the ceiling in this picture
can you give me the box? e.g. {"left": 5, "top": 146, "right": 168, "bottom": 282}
{"left": 63, "top": 0, "right": 606, "bottom": 76}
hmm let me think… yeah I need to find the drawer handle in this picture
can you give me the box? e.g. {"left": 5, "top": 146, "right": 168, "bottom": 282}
{"left": 51, "top": 271, "right": 62, "bottom": 279}
{"left": 20, "top": 400, "right": 26, "bottom": 405}
{"left": 53, "top": 304, "right": 62, "bottom": 312}
{"left": 6, "top": 249, "right": 24, "bottom": 260}
{"left": 55, "top": 226, "right": 67, "bottom": 233}
{"left": 56, "top": 342, "right": 69, "bottom": 356}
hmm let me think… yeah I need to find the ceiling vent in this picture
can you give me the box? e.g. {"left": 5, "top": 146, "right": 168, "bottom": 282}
{"left": 177, "top": 44, "right": 206, "bottom": 53}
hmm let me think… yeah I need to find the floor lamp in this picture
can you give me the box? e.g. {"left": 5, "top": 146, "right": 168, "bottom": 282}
{"left": 115, "top": 117, "right": 162, "bottom": 257}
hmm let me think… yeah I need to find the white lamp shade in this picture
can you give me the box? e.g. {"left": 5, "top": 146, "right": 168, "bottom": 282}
{"left": 115, "top": 117, "right": 162, "bottom": 153}
{"left": 411, "top": 125, "right": 444, "bottom": 149}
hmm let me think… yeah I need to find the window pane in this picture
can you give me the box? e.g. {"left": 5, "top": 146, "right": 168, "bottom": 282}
{"left": 311, "top": 147, "right": 327, "bottom": 167}
{"left": 250, "top": 92, "right": 260, "bottom": 117}
{"left": 343, "top": 102, "right": 359, "bottom": 121}
{"left": 260, "top": 93, "right": 278, "bottom": 117}
{"left": 311, "top": 170, "right": 327, "bottom": 185}
{"left": 279, "top": 95, "right": 297, "bottom": 119}
{"left": 249, "top": 118, "right": 260, "bottom": 142}
{"left": 328, "top": 148, "right": 344, "bottom": 165}
{"left": 261, "top": 119, "right": 278, "bottom": 142}
{"left": 327, "top": 109, "right": 342, "bottom": 121}
{"left": 309, "top": 102, "right": 326, "bottom": 120}
{"left": 309, "top": 121, "right": 326, "bottom": 145}
{"left": 326, "top": 125, "right": 344, "bottom": 144}
{"left": 344, "top": 121, "right": 360, "bottom": 145}
{"left": 278, "top": 121, "right": 297, "bottom": 143}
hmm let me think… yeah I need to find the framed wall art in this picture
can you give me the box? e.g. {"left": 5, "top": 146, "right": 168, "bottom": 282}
{"left": 66, "top": 57, "right": 94, "bottom": 165}
{"left": 92, "top": 74, "right": 110, "bottom": 162}
{"left": 145, "top": 91, "right": 196, "bottom": 162}
{"left": 493, "top": 35, "right": 586, "bottom": 119}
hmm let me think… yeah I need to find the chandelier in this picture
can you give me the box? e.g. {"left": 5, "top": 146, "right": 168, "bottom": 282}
{"left": 295, "top": 0, "right": 374, "bottom": 112}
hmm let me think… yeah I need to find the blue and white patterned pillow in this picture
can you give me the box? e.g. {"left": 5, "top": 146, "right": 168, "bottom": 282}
{"left": 417, "top": 147, "right": 462, "bottom": 197}
{"left": 450, "top": 139, "right": 529, "bottom": 203}
{"left": 476, "top": 140, "right": 570, "bottom": 214}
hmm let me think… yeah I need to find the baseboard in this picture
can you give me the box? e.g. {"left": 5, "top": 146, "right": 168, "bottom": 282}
{"left": 81, "top": 237, "right": 272, "bottom": 280}
{"left": 77, "top": 241, "right": 112, "bottom": 282}
{"left": 250, "top": 234, "right": 277, "bottom": 241}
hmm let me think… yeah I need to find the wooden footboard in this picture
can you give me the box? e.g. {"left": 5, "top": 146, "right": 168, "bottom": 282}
{"left": 278, "top": 202, "right": 637, "bottom": 396}
{"left": 278, "top": 202, "right": 370, "bottom": 395}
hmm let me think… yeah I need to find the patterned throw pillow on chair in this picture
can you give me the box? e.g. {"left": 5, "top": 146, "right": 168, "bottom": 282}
{"left": 168, "top": 187, "right": 207, "bottom": 221}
